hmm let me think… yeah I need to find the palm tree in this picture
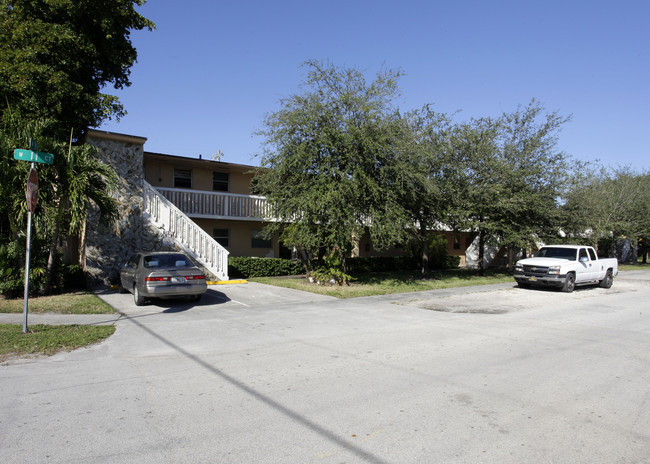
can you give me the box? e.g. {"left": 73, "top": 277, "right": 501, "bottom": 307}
{"left": 44, "top": 138, "right": 119, "bottom": 292}
{"left": 0, "top": 117, "right": 50, "bottom": 240}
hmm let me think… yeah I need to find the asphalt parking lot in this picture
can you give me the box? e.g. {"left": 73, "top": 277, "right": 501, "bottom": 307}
{"left": 1, "top": 270, "right": 649, "bottom": 463}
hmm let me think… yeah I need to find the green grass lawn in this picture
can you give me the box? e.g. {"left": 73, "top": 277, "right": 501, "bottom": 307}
{"left": 251, "top": 269, "right": 515, "bottom": 298}
{"left": 0, "top": 324, "right": 115, "bottom": 362}
{"left": 619, "top": 262, "right": 650, "bottom": 271}
{"left": 0, "top": 291, "right": 117, "bottom": 362}
{"left": 0, "top": 291, "right": 116, "bottom": 314}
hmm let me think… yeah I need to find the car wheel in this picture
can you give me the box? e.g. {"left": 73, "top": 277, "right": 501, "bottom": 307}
{"left": 599, "top": 269, "right": 613, "bottom": 289}
{"left": 133, "top": 285, "right": 146, "bottom": 306}
{"left": 562, "top": 273, "right": 576, "bottom": 293}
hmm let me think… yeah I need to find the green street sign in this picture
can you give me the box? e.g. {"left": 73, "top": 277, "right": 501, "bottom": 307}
{"left": 14, "top": 149, "right": 54, "bottom": 165}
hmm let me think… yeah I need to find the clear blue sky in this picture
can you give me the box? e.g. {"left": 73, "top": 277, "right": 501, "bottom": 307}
{"left": 100, "top": 0, "right": 649, "bottom": 169}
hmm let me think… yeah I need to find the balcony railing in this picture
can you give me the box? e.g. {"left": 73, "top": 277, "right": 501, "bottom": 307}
{"left": 155, "top": 187, "right": 271, "bottom": 221}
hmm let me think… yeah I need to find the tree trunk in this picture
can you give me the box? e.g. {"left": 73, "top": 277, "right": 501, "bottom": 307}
{"left": 44, "top": 200, "right": 65, "bottom": 294}
{"left": 78, "top": 218, "right": 87, "bottom": 270}
{"left": 420, "top": 223, "right": 429, "bottom": 278}
{"left": 299, "top": 247, "right": 312, "bottom": 273}
{"left": 43, "top": 221, "right": 60, "bottom": 294}
{"left": 478, "top": 228, "right": 485, "bottom": 276}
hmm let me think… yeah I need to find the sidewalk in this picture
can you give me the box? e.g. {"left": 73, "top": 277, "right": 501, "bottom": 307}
{"left": 0, "top": 312, "right": 121, "bottom": 326}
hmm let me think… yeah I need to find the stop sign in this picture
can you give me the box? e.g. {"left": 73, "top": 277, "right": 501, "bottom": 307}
{"left": 26, "top": 168, "right": 38, "bottom": 213}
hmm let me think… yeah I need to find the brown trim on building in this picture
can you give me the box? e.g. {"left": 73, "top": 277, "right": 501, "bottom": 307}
{"left": 86, "top": 129, "right": 147, "bottom": 146}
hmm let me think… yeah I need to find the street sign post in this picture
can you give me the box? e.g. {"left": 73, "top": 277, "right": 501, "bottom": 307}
{"left": 22, "top": 199, "right": 33, "bottom": 333}
{"left": 13, "top": 140, "right": 53, "bottom": 333}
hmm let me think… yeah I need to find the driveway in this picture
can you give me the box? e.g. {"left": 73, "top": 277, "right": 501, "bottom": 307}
{"left": 1, "top": 272, "right": 649, "bottom": 463}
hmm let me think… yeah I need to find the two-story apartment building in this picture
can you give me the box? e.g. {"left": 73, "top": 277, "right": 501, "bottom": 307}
{"left": 143, "top": 151, "right": 475, "bottom": 262}
{"left": 143, "top": 151, "right": 288, "bottom": 259}
{"left": 85, "top": 129, "right": 474, "bottom": 283}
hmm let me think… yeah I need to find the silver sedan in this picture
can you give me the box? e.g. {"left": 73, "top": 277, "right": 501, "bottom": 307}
{"left": 119, "top": 252, "right": 208, "bottom": 306}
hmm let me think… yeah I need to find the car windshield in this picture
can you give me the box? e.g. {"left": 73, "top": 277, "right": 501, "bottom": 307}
{"left": 534, "top": 247, "right": 577, "bottom": 261}
{"left": 144, "top": 254, "right": 193, "bottom": 268}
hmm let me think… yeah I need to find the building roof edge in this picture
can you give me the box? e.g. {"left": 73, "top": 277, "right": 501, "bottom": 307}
{"left": 86, "top": 129, "right": 148, "bottom": 145}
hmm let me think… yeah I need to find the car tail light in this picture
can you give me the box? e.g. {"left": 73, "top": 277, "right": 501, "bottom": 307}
{"left": 145, "top": 276, "right": 171, "bottom": 282}
{"left": 185, "top": 275, "right": 206, "bottom": 280}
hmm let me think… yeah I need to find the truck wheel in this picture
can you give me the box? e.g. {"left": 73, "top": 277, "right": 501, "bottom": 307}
{"left": 562, "top": 273, "right": 576, "bottom": 293}
{"left": 599, "top": 269, "right": 613, "bottom": 289}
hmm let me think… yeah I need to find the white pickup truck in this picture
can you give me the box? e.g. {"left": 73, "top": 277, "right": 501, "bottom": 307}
{"left": 513, "top": 245, "right": 618, "bottom": 292}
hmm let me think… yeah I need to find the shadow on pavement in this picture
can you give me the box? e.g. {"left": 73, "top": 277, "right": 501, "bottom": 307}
{"left": 120, "top": 304, "right": 389, "bottom": 464}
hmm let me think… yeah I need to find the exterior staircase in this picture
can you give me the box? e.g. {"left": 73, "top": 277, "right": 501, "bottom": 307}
{"left": 142, "top": 180, "right": 229, "bottom": 281}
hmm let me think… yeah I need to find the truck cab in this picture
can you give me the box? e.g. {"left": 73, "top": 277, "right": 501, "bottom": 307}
{"left": 514, "top": 245, "right": 618, "bottom": 292}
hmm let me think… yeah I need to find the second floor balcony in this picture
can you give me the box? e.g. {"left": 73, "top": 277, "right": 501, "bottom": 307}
{"left": 155, "top": 187, "right": 271, "bottom": 221}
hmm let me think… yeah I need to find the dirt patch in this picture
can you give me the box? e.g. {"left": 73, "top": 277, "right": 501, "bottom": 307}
{"left": 401, "top": 281, "right": 637, "bottom": 314}
{"left": 405, "top": 288, "right": 522, "bottom": 314}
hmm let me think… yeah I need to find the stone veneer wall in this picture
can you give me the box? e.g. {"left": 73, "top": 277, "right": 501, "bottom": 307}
{"left": 85, "top": 132, "right": 176, "bottom": 286}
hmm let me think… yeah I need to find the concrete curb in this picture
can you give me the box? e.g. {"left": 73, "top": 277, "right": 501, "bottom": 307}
{"left": 207, "top": 280, "right": 248, "bottom": 285}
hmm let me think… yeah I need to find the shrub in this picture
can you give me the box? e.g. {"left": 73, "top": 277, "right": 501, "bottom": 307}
{"left": 346, "top": 256, "right": 419, "bottom": 274}
{"left": 404, "top": 233, "right": 460, "bottom": 270}
{"left": 228, "top": 257, "right": 304, "bottom": 278}
{"left": 61, "top": 264, "right": 87, "bottom": 290}
{"left": 0, "top": 239, "right": 87, "bottom": 298}
{"left": 311, "top": 253, "right": 354, "bottom": 286}
{"left": 227, "top": 253, "right": 459, "bottom": 280}
{"left": 446, "top": 255, "right": 461, "bottom": 268}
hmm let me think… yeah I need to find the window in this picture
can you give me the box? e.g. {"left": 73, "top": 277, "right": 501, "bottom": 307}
{"left": 579, "top": 248, "right": 589, "bottom": 261}
{"left": 453, "top": 236, "right": 461, "bottom": 250}
{"left": 213, "top": 228, "right": 229, "bottom": 247}
{"left": 174, "top": 168, "right": 192, "bottom": 188}
{"left": 588, "top": 248, "right": 597, "bottom": 260}
{"left": 213, "top": 172, "right": 229, "bottom": 191}
{"left": 251, "top": 230, "right": 272, "bottom": 248}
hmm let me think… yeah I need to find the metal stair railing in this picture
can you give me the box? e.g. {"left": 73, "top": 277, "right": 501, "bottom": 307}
{"left": 143, "top": 180, "right": 229, "bottom": 281}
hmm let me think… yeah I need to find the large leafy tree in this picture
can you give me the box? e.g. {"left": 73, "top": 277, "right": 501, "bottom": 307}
{"left": 0, "top": 0, "right": 149, "bottom": 294}
{"left": 449, "top": 117, "right": 501, "bottom": 271}
{"left": 452, "top": 101, "right": 572, "bottom": 271}
{"left": 395, "top": 106, "right": 459, "bottom": 276}
{"left": 254, "top": 60, "right": 408, "bottom": 270}
{"left": 562, "top": 165, "right": 650, "bottom": 261}
{"left": 0, "top": 0, "right": 154, "bottom": 139}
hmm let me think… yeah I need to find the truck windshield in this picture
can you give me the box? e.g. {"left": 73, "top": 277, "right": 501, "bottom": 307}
{"left": 534, "top": 247, "right": 577, "bottom": 260}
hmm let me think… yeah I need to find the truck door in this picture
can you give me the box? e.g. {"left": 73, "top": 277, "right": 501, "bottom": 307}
{"left": 577, "top": 247, "right": 595, "bottom": 282}
{"left": 588, "top": 247, "right": 604, "bottom": 280}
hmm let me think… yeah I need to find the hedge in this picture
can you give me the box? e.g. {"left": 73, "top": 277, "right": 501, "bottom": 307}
{"left": 345, "top": 256, "right": 418, "bottom": 274}
{"left": 228, "top": 257, "right": 305, "bottom": 278}
{"left": 228, "top": 255, "right": 460, "bottom": 278}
